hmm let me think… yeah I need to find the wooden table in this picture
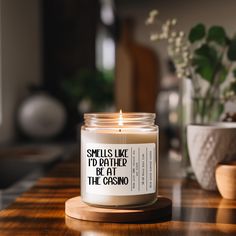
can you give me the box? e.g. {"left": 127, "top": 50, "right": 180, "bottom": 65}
{"left": 0, "top": 157, "right": 236, "bottom": 235}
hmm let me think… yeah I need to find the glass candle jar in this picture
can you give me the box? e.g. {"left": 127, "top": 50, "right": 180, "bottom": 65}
{"left": 81, "top": 112, "right": 158, "bottom": 208}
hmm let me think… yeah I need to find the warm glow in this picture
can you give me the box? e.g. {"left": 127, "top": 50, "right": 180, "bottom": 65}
{"left": 118, "top": 110, "right": 123, "bottom": 126}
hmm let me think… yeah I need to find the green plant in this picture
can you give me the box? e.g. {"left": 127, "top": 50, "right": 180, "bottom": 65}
{"left": 61, "top": 70, "right": 114, "bottom": 112}
{"left": 146, "top": 10, "right": 236, "bottom": 123}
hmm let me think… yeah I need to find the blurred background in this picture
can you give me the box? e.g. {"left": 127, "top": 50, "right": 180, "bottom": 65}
{"left": 1, "top": 0, "right": 236, "bottom": 209}
{"left": 1, "top": 0, "right": 236, "bottom": 147}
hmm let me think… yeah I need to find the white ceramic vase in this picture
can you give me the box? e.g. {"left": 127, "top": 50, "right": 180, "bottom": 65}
{"left": 187, "top": 123, "right": 236, "bottom": 190}
{"left": 18, "top": 93, "right": 66, "bottom": 139}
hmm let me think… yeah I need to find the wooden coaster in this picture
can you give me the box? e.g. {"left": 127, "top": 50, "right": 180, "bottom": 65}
{"left": 65, "top": 196, "right": 172, "bottom": 223}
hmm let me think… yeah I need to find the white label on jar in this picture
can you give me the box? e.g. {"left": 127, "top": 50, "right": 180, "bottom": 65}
{"left": 85, "top": 143, "right": 156, "bottom": 195}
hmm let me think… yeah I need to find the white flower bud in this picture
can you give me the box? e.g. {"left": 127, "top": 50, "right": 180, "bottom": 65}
{"left": 166, "top": 20, "right": 171, "bottom": 26}
{"left": 175, "top": 47, "right": 180, "bottom": 53}
{"left": 183, "top": 51, "right": 189, "bottom": 57}
{"left": 179, "top": 31, "right": 185, "bottom": 37}
{"left": 171, "top": 31, "right": 177, "bottom": 37}
{"left": 168, "top": 38, "right": 174, "bottom": 43}
{"left": 150, "top": 10, "right": 159, "bottom": 17}
{"left": 146, "top": 17, "right": 154, "bottom": 25}
{"left": 162, "top": 24, "right": 170, "bottom": 33}
{"left": 150, "top": 34, "right": 159, "bottom": 41}
{"left": 171, "top": 18, "right": 177, "bottom": 25}
{"left": 175, "top": 37, "right": 183, "bottom": 47}
{"left": 177, "top": 72, "right": 183, "bottom": 78}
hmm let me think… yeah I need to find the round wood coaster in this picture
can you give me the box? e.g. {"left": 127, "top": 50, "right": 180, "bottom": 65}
{"left": 65, "top": 196, "right": 172, "bottom": 223}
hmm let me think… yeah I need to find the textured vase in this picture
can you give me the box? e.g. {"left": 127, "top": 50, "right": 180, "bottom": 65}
{"left": 187, "top": 123, "right": 236, "bottom": 190}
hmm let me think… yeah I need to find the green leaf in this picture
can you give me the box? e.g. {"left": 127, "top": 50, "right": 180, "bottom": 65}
{"left": 195, "top": 63, "right": 214, "bottom": 82}
{"left": 231, "top": 82, "right": 236, "bottom": 92}
{"left": 195, "top": 44, "right": 218, "bottom": 66}
{"left": 188, "top": 23, "right": 206, "bottom": 43}
{"left": 218, "top": 103, "right": 224, "bottom": 116}
{"left": 218, "top": 64, "right": 228, "bottom": 83}
{"left": 233, "top": 69, "right": 236, "bottom": 78}
{"left": 194, "top": 44, "right": 218, "bottom": 78}
{"left": 207, "top": 26, "right": 227, "bottom": 45}
{"left": 228, "top": 38, "right": 236, "bottom": 61}
{"left": 192, "top": 56, "right": 209, "bottom": 67}
{"left": 211, "top": 103, "right": 224, "bottom": 121}
{"left": 193, "top": 44, "right": 222, "bottom": 83}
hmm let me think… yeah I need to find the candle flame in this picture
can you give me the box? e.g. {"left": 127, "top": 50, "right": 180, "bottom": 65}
{"left": 118, "top": 109, "right": 123, "bottom": 126}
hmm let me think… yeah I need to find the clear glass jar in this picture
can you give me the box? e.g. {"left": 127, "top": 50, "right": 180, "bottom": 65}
{"left": 81, "top": 112, "right": 159, "bottom": 208}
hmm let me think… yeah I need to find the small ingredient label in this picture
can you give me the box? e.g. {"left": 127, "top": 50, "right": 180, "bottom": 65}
{"left": 85, "top": 143, "right": 156, "bottom": 195}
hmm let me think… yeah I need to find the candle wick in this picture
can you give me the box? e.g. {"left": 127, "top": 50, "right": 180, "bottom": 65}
{"left": 119, "top": 129, "right": 121, "bottom": 132}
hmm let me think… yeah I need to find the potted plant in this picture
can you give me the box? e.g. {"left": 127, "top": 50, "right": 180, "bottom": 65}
{"left": 146, "top": 10, "right": 236, "bottom": 190}
{"left": 146, "top": 10, "right": 236, "bottom": 123}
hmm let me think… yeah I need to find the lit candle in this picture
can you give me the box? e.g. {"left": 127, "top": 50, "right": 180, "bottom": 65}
{"left": 118, "top": 109, "right": 123, "bottom": 127}
{"left": 81, "top": 112, "right": 159, "bottom": 207}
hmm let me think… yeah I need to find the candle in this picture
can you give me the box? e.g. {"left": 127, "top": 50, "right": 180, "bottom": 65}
{"left": 81, "top": 112, "right": 158, "bottom": 207}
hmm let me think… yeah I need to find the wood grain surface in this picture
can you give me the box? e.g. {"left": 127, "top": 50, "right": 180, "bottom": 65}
{"left": 0, "top": 158, "right": 236, "bottom": 235}
{"left": 65, "top": 196, "right": 172, "bottom": 223}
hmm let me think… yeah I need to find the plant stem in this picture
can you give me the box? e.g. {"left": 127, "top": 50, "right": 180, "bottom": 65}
{"left": 200, "top": 48, "right": 226, "bottom": 123}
